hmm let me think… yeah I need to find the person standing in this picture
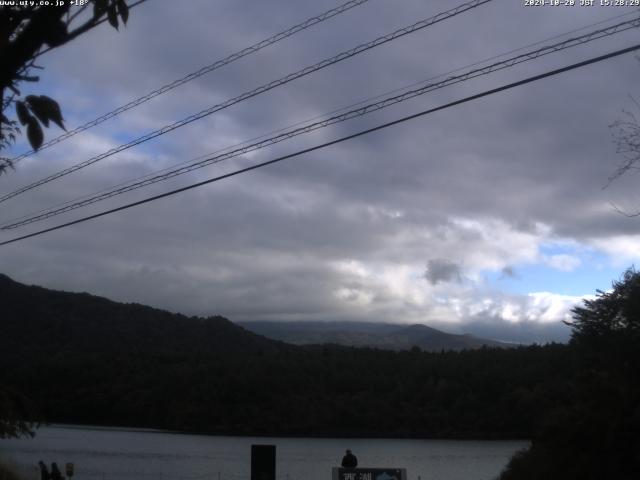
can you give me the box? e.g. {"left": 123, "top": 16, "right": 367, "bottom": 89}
{"left": 38, "top": 461, "right": 50, "bottom": 480}
{"left": 51, "top": 463, "right": 63, "bottom": 480}
{"left": 341, "top": 449, "right": 358, "bottom": 468}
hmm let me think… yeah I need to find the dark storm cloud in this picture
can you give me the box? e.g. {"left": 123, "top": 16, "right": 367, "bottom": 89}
{"left": 424, "top": 259, "right": 462, "bottom": 285}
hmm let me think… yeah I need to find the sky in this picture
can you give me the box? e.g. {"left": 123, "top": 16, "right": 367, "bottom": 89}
{"left": 2, "top": 0, "right": 640, "bottom": 343}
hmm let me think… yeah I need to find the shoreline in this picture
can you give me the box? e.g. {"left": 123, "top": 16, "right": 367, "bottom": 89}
{"left": 34, "top": 423, "right": 530, "bottom": 442}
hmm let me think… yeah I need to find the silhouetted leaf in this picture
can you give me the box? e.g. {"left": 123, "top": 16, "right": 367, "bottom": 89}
{"left": 0, "top": 113, "right": 9, "bottom": 125}
{"left": 116, "top": 0, "right": 129, "bottom": 25}
{"left": 25, "top": 95, "right": 65, "bottom": 131}
{"left": 43, "top": 19, "right": 68, "bottom": 47}
{"left": 93, "top": 0, "right": 108, "bottom": 17}
{"left": 26, "top": 95, "right": 49, "bottom": 127}
{"left": 15, "top": 101, "right": 31, "bottom": 126}
{"left": 26, "top": 118, "right": 43, "bottom": 150}
{"left": 107, "top": 4, "right": 119, "bottom": 30}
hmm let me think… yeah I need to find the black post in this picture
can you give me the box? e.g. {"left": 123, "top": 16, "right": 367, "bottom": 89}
{"left": 251, "top": 444, "right": 276, "bottom": 480}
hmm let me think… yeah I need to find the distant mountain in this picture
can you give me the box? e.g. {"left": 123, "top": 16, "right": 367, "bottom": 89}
{"left": 238, "top": 320, "right": 511, "bottom": 351}
{"left": 0, "top": 273, "right": 284, "bottom": 357}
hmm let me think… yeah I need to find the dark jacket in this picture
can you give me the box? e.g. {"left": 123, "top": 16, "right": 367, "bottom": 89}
{"left": 341, "top": 452, "right": 358, "bottom": 468}
{"left": 51, "top": 463, "right": 63, "bottom": 480}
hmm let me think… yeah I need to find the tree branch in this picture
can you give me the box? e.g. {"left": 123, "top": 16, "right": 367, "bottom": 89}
{"left": 30, "top": 0, "right": 150, "bottom": 62}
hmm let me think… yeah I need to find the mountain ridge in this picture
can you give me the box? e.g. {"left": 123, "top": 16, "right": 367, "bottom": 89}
{"left": 0, "top": 274, "right": 510, "bottom": 352}
{"left": 0, "top": 273, "right": 285, "bottom": 356}
{"left": 239, "top": 320, "right": 512, "bottom": 351}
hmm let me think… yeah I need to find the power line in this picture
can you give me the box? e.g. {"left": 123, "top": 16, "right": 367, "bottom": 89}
{"left": 4, "top": 15, "right": 639, "bottom": 229}
{"left": 35, "top": 8, "right": 638, "bottom": 215}
{"left": 9, "top": 0, "right": 372, "bottom": 163}
{"left": 2, "top": 42, "right": 638, "bottom": 247}
{"left": 0, "top": 0, "right": 493, "bottom": 205}
{"left": 4, "top": 14, "right": 637, "bottom": 228}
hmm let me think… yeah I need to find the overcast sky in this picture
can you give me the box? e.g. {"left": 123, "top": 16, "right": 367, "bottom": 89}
{"left": 2, "top": 0, "right": 640, "bottom": 343}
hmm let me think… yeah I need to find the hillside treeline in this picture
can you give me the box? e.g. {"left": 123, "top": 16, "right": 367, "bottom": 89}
{"left": 2, "top": 340, "right": 571, "bottom": 438}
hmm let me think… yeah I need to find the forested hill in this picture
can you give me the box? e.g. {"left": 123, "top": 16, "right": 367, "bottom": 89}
{"left": 0, "top": 273, "right": 285, "bottom": 356}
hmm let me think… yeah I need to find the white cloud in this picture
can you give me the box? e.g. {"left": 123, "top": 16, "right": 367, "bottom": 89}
{"left": 334, "top": 287, "right": 374, "bottom": 306}
{"left": 444, "top": 218, "right": 543, "bottom": 274}
{"left": 469, "top": 291, "right": 593, "bottom": 324}
{"left": 544, "top": 253, "right": 582, "bottom": 272}
{"left": 590, "top": 235, "right": 640, "bottom": 264}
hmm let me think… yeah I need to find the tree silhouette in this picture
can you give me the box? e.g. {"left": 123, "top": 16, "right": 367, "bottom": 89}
{"left": 0, "top": 387, "right": 37, "bottom": 439}
{"left": 607, "top": 94, "right": 640, "bottom": 217}
{"left": 568, "top": 267, "right": 640, "bottom": 339}
{"left": 0, "top": 0, "right": 135, "bottom": 175}
{"left": 499, "top": 268, "right": 640, "bottom": 479}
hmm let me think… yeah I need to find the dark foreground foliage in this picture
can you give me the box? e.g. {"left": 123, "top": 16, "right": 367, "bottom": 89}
{"left": 0, "top": 460, "right": 21, "bottom": 480}
{"left": 0, "top": 387, "right": 37, "bottom": 439}
{"left": 498, "top": 268, "right": 640, "bottom": 480}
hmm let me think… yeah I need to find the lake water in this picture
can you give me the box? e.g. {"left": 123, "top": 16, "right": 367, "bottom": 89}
{"left": 0, "top": 426, "right": 527, "bottom": 480}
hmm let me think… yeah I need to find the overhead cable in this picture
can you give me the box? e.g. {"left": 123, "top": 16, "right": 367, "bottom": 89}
{"left": 1, "top": 42, "right": 639, "bottom": 247}
{"left": 0, "top": 0, "right": 493, "bottom": 205}
{"left": 10, "top": 0, "right": 372, "bottom": 163}
{"left": 3, "top": 15, "right": 639, "bottom": 229}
